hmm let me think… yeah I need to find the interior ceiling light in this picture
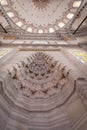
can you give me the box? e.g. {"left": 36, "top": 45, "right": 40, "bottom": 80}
{"left": 16, "top": 21, "right": 23, "bottom": 27}
{"left": 67, "top": 13, "right": 74, "bottom": 19}
{"left": 73, "top": 1, "right": 81, "bottom": 7}
{"left": 0, "top": 0, "right": 8, "bottom": 5}
{"left": 38, "top": 29, "right": 43, "bottom": 34}
{"left": 27, "top": 27, "right": 32, "bottom": 32}
{"left": 7, "top": 12, "right": 14, "bottom": 18}
{"left": 58, "top": 22, "right": 65, "bottom": 28}
{"left": 49, "top": 28, "right": 54, "bottom": 33}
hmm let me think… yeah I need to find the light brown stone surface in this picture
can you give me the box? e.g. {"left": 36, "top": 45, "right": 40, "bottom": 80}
{"left": 0, "top": 51, "right": 87, "bottom": 130}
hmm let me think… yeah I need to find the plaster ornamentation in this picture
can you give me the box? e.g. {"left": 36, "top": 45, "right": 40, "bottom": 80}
{"left": 32, "top": 0, "right": 50, "bottom": 10}
{"left": 0, "top": 0, "right": 83, "bottom": 33}
{"left": 7, "top": 52, "right": 71, "bottom": 99}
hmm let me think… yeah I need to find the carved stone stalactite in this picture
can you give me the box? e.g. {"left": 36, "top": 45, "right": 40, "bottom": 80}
{"left": 0, "top": 52, "right": 79, "bottom": 130}
{"left": 6, "top": 52, "right": 72, "bottom": 99}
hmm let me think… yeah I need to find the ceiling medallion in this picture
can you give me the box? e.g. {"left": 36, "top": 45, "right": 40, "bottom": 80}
{"left": 32, "top": 0, "right": 50, "bottom": 10}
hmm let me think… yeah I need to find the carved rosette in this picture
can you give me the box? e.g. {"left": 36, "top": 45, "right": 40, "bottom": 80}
{"left": 32, "top": 0, "right": 50, "bottom": 10}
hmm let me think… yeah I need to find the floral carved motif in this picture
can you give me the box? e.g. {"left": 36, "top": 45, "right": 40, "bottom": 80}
{"left": 32, "top": 0, "right": 51, "bottom": 10}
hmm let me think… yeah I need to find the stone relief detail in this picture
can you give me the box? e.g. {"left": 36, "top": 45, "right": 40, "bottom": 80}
{"left": 7, "top": 52, "right": 71, "bottom": 99}
{"left": 32, "top": 0, "right": 51, "bottom": 10}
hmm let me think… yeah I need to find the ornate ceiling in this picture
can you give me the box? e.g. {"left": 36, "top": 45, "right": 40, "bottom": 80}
{"left": 32, "top": 0, "right": 50, "bottom": 10}
{"left": 7, "top": 52, "right": 71, "bottom": 99}
{"left": 0, "top": 0, "right": 83, "bottom": 33}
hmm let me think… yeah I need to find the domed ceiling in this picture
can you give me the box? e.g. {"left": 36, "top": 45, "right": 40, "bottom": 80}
{"left": 0, "top": 0, "right": 83, "bottom": 33}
